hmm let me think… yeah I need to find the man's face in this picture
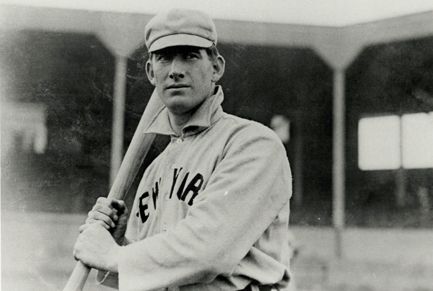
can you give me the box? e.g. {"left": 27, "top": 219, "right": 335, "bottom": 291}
{"left": 146, "top": 46, "right": 223, "bottom": 116}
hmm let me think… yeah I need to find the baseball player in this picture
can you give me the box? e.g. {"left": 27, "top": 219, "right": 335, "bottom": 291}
{"left": 74, "top": 8, "right": 293, "bottom": 291}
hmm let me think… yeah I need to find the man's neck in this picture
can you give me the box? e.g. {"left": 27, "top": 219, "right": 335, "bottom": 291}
{"left": 167, "top": 86, "right": 217, "bottom": 136}
{"left": 167, "top": 111, "right": 192, "bottom": 136}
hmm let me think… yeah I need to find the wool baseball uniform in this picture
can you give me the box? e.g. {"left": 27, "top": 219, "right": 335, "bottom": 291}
{"left": 98, "top": 86, "right": 293, "bottom": 291}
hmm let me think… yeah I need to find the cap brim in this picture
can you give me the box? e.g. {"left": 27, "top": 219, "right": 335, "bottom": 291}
{"left": 149, "top": 34, "right": 213, "bottom": 52}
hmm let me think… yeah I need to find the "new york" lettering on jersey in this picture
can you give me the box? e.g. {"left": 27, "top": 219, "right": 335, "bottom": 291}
{"left": 136, "top": 167, "right": 204, "bottom": 223}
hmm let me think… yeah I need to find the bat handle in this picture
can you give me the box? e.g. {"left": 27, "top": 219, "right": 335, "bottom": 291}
{"left": 63, "top": 261, "right": 91, "bottom": 291}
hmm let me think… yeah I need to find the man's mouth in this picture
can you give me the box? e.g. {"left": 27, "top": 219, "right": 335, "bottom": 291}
{"left": 166, "top": 84, "right": 189, "bottom": 89}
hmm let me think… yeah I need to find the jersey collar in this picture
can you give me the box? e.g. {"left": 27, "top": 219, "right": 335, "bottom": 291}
{"left": 144, "top": 86, "right": 224, "bottom": 137}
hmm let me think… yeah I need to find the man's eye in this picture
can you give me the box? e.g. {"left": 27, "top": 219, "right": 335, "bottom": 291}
{"left": 185, "top": 53, "right": 199, "bottom": 59}
{"left": 156, "top": 54, "right": 170, "bottom": 61}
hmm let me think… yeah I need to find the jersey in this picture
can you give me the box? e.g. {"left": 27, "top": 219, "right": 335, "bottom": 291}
{"left": 99, "top": 86, "right": 293, "bottom": 291}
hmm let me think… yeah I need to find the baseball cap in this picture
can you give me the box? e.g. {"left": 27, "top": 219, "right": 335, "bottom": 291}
{"left": 145, "top": 9, "right": 217, "bottom": 53}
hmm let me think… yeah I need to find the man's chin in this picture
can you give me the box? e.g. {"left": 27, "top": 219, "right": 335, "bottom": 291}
{"left": 166, "top": 101, "right": 193, "bottom": 115}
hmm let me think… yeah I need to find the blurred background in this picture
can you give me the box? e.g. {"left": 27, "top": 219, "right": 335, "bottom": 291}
{"left": 1, "top": 1, "right": 433, "bottom": 290}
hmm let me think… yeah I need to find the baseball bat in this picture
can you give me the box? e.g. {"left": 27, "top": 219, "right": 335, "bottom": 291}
{"left": 63, "top": 90, "right": 164, "bottom": 291}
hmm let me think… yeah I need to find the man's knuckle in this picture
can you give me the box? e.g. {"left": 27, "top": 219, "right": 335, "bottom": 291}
{"left": 94, "top": 204, "right": 103, "bottom": 212}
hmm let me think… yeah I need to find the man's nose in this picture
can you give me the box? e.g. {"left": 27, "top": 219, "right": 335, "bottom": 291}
{"left": 169, "top": 57, "right": 185, "bottom": 80}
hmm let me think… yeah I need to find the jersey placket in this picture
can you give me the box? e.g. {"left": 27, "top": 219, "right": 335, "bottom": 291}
{"left": 160, "top": 135, "right": 186, "bottom": 233}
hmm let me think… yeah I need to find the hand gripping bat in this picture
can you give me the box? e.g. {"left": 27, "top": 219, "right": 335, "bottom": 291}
{"left": 63, "top": 90, "right": 164, "bottom": 291}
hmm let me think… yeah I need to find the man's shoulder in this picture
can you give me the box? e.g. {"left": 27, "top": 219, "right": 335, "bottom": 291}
{"left": 214, "top": 113, "right": 290, "bottom": 167}
{"left": 218, "top": 112, "right": 283, "bottom": 144}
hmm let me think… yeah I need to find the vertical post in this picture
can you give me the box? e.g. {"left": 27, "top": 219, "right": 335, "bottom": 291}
{"left": 110, "top": 55, "right": 128, "bottom": 185}
{"left": 333, "top": 68, "right": 345, "bottom": 259}
{"left": 314, "top": 40, "right": 360, "bottom": 260}
{"left": 294, "top": 113, "right": 304, "bottom": 206}
{"left": 395, "top": 118, "right": 406, "bottom": 207}
{"left": 395, "top": 168, "right": 407, "bottom": 207}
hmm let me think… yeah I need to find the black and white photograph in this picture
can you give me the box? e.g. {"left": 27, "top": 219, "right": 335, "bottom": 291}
{"left": 1, "top": 1, "right": 433, "bottom": 290}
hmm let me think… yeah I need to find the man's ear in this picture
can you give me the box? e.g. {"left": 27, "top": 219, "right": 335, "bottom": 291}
{"left": 145, "top": 59, "right": 156, "bottom": 86}
{"left": 211, "top": 55, "right": 225, "bottom": 83}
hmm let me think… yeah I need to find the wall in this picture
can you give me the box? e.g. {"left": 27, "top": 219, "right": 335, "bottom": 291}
{"left": 3, "top": 212, "right": 432, "bottom": 290}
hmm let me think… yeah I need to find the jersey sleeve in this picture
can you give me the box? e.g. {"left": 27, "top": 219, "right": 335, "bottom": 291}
{"left": 117, "top": 124, "right": 292, "bottom": 291}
